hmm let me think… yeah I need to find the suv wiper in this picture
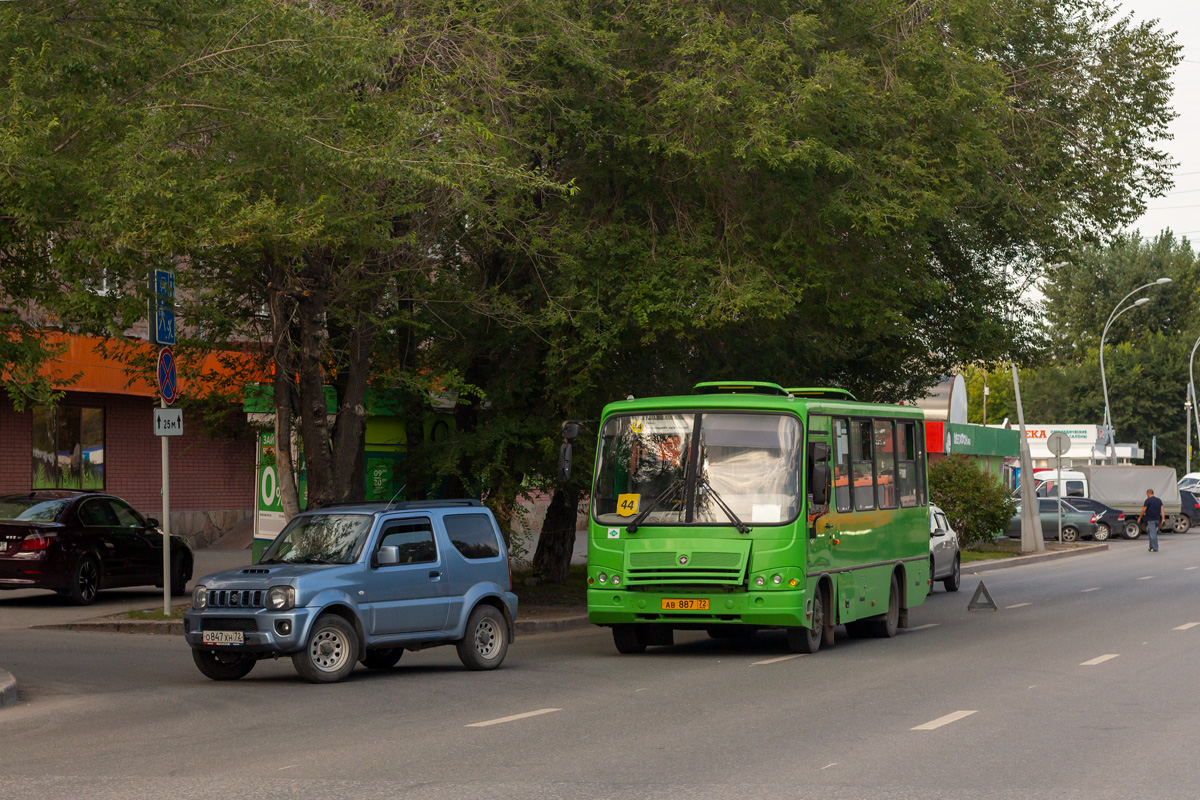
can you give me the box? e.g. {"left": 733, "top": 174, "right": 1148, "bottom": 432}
{"left": 697, "top": 477, "right": 751, "bottom": 534}
{"left": 626, "top": 478, "right": 686, "bottom": 533}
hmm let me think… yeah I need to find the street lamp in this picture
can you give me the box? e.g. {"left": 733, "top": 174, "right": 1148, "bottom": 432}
{"left": 1099, "top": 278, "right": 1171, "bottom": 465}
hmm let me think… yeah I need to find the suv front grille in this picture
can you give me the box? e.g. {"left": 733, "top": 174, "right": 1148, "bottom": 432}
{"left": 207, "top": 589, "right": 266, "bottom": 609}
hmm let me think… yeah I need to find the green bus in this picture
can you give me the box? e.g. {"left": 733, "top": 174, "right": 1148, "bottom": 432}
{"left": 581, "top": 381, "right": 930, "bottom": 654}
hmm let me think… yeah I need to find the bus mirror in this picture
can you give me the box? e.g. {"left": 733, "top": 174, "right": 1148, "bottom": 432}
{"left": 811, "top": 463, "right": 831, "bottom": 506}
{"left": 811, "top": 442, "right": 830, "bottom": 464}
{"left": 557, "top": 442, "right": 573, "bottom": 483}
{"left": 562, "top": 422, "right": 582, "bottom": 441}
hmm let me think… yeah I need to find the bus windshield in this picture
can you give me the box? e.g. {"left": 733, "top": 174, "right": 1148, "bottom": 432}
{"left": 592, "top": 412, "right": 801, "bottom": 527}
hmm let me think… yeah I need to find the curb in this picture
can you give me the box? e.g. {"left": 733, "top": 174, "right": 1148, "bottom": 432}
{"left": 34, "top": 616, "right": 594, "bottom": 637}
{"left": 0, "top": 668, "right": 18, "bottom": 709}
{"left": 964, "top": 543, "right": 1108, "bottom": 575}
{"left": 33, "top": 620, "right": 183, "bottom": 635}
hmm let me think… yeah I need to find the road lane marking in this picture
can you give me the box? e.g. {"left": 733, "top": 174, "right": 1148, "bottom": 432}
{"left": 912, "top": 710, "right": 977, "bottom": 730}
{"left": 821, "top": 763, "right": 837, "bottom": 770}
{"left": 1174, "top": 623, "right": 1200, "bottom": 630}
{"left": 752, "top": 654, "right": 805, "bottom": 666}
{"left": 908, "top": 623, "right": 939, "bottom": 631}
{"left": 1006, "top": 603, "right": 1032, "bottom": 609}
{"left": 1187, "top": 567, "right": 1199, "bottom": 571}
{"left": 467, "top": 708, "right": 561, "bottom": 727}
{"left": 1080, "top": 654, "right": 1119, "bottom": 666}
{"left": 278, "top": 765, "right": 299, "bottom": 771}
{"left": 1082, "top": 587, "right": 1100, "bottom": 592}
{"left": 1138, "top": 576, "right": 1153, "bottom": 581}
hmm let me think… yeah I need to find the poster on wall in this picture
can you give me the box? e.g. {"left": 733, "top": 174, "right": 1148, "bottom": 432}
{"left": 253, "top": 430, "right": 287, "bottom": 561}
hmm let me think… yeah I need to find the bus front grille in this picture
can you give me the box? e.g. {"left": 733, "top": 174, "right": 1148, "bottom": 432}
{"left": 624, "top": 566, "right": 744, "bottom": 586}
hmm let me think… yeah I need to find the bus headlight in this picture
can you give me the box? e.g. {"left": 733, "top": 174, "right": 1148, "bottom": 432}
{"left": 611, "top": 575, "right": 621, "bottom": 586}
{"left": 598, "top": 573, "right": 608, "bottom": 584}
{"left": 755, "top": 576, "right": 765, "bottom": 587}
{"left": 772, "top": 574, "right": 782, "bottom": 585}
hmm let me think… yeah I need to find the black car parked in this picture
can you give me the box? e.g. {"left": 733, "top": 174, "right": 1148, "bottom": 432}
{"left": 1059, "top": 496, "right": 1133, "bottom": 541}
{"left": 0, "top": 491, "right": 192, "bottom": 604}
{"left": 1178, "top": 490, "right": 1200, "bottom": 533}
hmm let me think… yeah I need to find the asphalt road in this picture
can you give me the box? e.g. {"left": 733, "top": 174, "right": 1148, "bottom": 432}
{"left": 2, "top": 533, "right": 1200, "bottom": 800}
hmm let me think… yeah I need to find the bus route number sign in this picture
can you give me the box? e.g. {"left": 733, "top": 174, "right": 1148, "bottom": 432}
{"left": 662, "top": 598, "right": 709, "bottom": 611}
{"left": 616, "top": 494, "right": 640, "bottom": 516}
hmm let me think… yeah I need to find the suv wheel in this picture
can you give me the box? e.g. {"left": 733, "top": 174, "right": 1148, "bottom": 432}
{"left": 292, "top": 614, "right": 359, "bottom": 683}
{"left": 192, "top": 648, "right": 256, "bottom": 681}
{"left": 1175, "top": 515, "right": 1191, "bottom": 533}
{"left": 457, "top": 604, "right": 509, "bottom": 670}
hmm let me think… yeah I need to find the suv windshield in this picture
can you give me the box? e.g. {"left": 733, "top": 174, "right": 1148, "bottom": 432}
{"left": 593, "top": 412, "right": 801, "bottom": 527}
{"left": 0, "top": 496, "right": 73, "bottom": 522}
{"left": 259, "top": 514, "right": 373, "bottom": 565}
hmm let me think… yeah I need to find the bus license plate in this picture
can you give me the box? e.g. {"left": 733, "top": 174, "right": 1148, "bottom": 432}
{"left": 661, "top": 598, "right": 709, "bottom": 611}
{"left": 202, "top": 630, "right": 244, "bottom": 646}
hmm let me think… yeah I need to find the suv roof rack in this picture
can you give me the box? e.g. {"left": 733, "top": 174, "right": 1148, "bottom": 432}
{"left": 693, "top": 381, "right": 790, "bottom": 397}
{"left": 785, "top": 387, "right": 859, "bottom": 401}
{"left": 315, "top": 499, "right": 484, "bottom": 510}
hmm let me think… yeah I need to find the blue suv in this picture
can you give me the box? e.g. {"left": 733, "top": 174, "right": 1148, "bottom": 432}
{"left": 183, "top": 500, "right": 517, "bottom": 683}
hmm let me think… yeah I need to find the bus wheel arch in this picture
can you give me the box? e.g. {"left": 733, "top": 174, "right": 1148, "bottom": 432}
{"left": 817, "top": 577, "right": 836, "bottom": 647}
{"left": 893, "top": 566, "right": 909, "bottom": 631}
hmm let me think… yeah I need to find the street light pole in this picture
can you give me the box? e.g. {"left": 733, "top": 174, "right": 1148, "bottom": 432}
{"left": 1099, "top": 279, "right": 1170, "bottom": 465}
{"left": 1189, "top": 335, "right": 1200, "bottom": 474}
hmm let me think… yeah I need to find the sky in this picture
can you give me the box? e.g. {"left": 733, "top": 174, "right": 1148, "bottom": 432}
{"left": 1127, "top": 1, "right": 1200, "bottom": 241}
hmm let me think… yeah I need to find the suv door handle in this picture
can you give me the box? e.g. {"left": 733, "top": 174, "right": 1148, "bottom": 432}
{"left": 429, "top": 571, "right": 442, "bottom": 580}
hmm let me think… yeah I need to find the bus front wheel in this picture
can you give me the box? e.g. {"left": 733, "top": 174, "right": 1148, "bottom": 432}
{"left": 786, "top": 590, "right": 824, "bottom": 654}
{"left": 612, "top": 624, "right": 647, "bottom": 654}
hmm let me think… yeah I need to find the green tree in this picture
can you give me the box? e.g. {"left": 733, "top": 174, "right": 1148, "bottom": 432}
{"left": 929, "top": 455, "right": 1016, "bottom": 547}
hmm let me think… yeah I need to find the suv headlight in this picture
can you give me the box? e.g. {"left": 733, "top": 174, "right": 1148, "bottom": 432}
{"left": 266, "top": 586, "right": 295, "bottom": 611}
{"left": 192, "top": 584, "right": 207, "bottom": 610}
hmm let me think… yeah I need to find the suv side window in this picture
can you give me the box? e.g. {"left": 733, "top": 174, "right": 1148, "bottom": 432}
{"left": 377, "top": 518, "right": 437, "bottom": 565}
{"left": 444, "top": 513, "right": 501, "bottom": 560}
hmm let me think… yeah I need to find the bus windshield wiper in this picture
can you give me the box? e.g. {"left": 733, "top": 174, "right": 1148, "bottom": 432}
{"left": 697, "top": 476, "right": 751, "bottom": 534}
{"left": 626, "top": 478, "right": 686, "bottom": 533}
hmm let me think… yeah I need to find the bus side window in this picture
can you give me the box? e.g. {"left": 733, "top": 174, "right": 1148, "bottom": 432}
{"left": 834, "top": 419, "right": 852, "bottom": 513}
{"left": 874, "top": 419, "right": 898, "bottom": 509}
{"left": 851, "top": 419, "right": 875, "bottom": 511}
{"left": 897, "top": 422, "right": 918, "bottom": 507}
{"left": 916, "top": 420, "right": 927, "bottom": 505}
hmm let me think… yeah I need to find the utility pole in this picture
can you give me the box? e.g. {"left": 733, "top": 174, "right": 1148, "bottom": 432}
{"left": 1012, "top": 362, "right": 1043, "bottom": 553}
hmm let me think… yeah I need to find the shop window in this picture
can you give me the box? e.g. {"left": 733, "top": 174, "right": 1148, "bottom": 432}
{"left": 32, "top": 406, "right": 105, "bottom": 490}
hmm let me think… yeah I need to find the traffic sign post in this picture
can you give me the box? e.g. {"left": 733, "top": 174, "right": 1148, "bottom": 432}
{"left": 1047, "top": 432, "right": 1071, "bottom": 545}
{"left": 154, "top": 328, "right": 178, "bottom": 612}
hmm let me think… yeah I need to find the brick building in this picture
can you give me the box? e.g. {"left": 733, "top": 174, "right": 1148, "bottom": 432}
{"left": 0, "top": 334, "right": 256, "bottom": 547}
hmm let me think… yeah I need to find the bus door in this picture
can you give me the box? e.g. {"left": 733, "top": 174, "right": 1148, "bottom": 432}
{"left": 805, "top": 415, "right": 835, "bottom": 577}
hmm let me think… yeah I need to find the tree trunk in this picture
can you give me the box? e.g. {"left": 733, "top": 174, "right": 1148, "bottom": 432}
{"left": 268, "top": 254, "right": 300, "bottom": 519}
{"left": 403, "top": 389, "right": 427, "bottom": 500}
{"left": 294, "top": 266, "right": 336, "bottom": 507}
{"left": 532, "top": 488, "right": 580, "bottom": 584}
{"left": 330, "top": 308, "right": 373, "bottom": 504}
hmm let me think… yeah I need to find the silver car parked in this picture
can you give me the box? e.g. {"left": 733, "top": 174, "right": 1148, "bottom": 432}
{"left": 183, "top": 500, "right": 518, "bottom": 683}
{"left": 929, "top": 504, "right": 961, "bottom": 592}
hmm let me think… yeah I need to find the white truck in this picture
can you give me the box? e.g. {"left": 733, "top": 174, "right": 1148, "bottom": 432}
{"left": 1032, "top": 465, "right": 1185, "bottom": 537}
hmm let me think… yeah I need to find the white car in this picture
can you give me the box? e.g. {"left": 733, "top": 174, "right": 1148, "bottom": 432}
{"left": 929, "top": 504, "right": 961, "bottom": 592}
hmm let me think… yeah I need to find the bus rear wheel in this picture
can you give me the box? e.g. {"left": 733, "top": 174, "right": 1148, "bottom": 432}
{"left": 612, "top": 624, "right": 647, "bottom": 654}
{"left": 870, "top": 574, "right": 900, "bottom": 638}
{"left": 786, "top": 589, "right": 824, "bottom": 654}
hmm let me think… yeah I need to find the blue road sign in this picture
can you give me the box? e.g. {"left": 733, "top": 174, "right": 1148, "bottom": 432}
{"left": 157, "top": 348, "right": 178, "bottom": 405}
{"left": 152, "top": 269, "right": 176, "bottom": 346}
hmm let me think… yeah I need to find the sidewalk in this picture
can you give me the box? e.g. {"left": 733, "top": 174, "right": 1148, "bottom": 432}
{"left": 0, "top": 668, "right": 16, "bottom": 708}
{"left": 962, "top": 542, "right": 1108, "bottom": 576}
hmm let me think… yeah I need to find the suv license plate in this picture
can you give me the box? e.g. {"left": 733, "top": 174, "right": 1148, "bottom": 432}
{"left": 202, "top": 630, "right": 244, "bottom": 646}
{"left": 661, "top": 598, "right": 709, "bottom": 611}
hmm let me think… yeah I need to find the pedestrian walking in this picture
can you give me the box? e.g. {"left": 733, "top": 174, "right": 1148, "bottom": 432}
{"left": 1139, "top": 489, "right": 1163, "bottom": 552}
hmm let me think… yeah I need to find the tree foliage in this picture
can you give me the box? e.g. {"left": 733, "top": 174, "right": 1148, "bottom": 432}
{"left": 929, "top": 455, "right": 1015, "bottom": 547}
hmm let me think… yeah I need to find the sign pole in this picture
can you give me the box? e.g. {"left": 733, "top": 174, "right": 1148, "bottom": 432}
{"left": 1056, "top": 453, "right": 1063, "bottom": 544}
{"left": 162, "top": 395, "right": 171, "bottom": 615}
